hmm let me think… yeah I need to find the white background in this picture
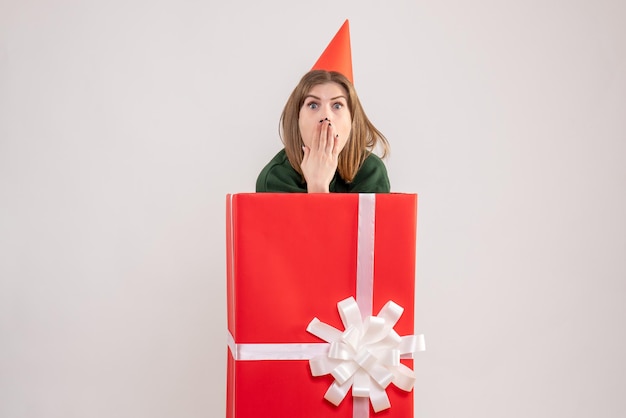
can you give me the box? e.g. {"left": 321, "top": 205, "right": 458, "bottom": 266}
{"left": 1, "top": 1, "right": 625, "bottom": 417}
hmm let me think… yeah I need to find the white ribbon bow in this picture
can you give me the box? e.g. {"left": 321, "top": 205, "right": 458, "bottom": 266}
{"left": 307, "top": 296, "right": 426, "bottom": 413}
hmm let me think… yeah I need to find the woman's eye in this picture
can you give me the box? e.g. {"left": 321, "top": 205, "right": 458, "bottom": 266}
{"left": 307, "top": 102, "right": 319, "bottom": 109}
{"left": 333, "top": 103, "right": 344, "bottom": 110}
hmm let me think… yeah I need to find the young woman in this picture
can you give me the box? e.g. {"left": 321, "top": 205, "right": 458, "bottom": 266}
{"left": 256, "top": 69, "right": 390, "bottom": 193}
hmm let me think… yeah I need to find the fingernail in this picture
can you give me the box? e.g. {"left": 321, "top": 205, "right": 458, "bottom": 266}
{"left": 328, "top": 123, "right": 332, "bottom": 126}
{"left": 319, "top": 119, "right": 324, "bottom": 123}
{"left": 335, "top": 134, "right": 339, "bottom": 138}
{"left": 324, "top": 118, "right": 329, "bottom": 121}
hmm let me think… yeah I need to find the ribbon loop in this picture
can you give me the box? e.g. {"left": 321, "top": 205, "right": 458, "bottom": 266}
{"left": 369, "top": 384, "right": 391, "bottom": 413}
{"left": 325, "top": 379, "right": 352, "bottom": 406}
{"left": 307, "top": 317, "right": 343, "bottom": 342}
{"left": 338, "top": 297, "right": 363, "bottom": 329}
{"left": 376, "top": 301, "right": 404, "bottom": 328}
{"left": 310, "top": 355, "right": 342, "bottom": 377}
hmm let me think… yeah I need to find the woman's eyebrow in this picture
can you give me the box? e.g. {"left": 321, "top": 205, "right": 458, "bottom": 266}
{"left": 303, "top": 95, "right": 347, "bottom": 101}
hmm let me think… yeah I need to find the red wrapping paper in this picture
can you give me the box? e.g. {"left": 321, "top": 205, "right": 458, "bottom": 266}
{"left": 226, "top": 193, "right": 418, "bottom": 418}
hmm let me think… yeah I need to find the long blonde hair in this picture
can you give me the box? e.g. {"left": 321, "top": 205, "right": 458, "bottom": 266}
{"left": 280, "top": 70, "right": 390, "bottom": 183}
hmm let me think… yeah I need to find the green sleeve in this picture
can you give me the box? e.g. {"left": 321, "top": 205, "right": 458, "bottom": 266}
{"left": 256, "top": 150, "right": 307, "bottom": 193}
{"left": 347, "top": 154, "right": 391, "bottom": 193}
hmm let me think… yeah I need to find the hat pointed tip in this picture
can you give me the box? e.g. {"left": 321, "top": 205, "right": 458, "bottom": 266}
{"left": 311, "top": 19, "right": 354, "bottom": 84}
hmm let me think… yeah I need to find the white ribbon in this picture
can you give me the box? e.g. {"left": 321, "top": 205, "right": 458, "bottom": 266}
{"left": 227, "top": 331, "right": 329, "bottom": 361}
{"left": 307, "top": 296, "right": 425, "bottom": 413}
{"left": 356, "top": 193, "right": 376, "bottom": 316}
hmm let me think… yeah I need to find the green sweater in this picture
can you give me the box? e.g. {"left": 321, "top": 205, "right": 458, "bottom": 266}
{"left": 256, "top": 149, "right": 390, "bottom": 193}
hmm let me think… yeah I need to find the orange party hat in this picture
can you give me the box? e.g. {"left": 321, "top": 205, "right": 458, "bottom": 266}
{"left": 311, "top": 19, "right": 353, "bottom": 84}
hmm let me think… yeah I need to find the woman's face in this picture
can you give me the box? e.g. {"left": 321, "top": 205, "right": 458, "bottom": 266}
{"left": 298, "top": 82, "right": 352, "bottom": 153}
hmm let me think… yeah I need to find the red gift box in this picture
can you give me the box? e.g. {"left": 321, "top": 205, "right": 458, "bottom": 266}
{"left": 226, "top": 193, "right": 421, "bottom": 418}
